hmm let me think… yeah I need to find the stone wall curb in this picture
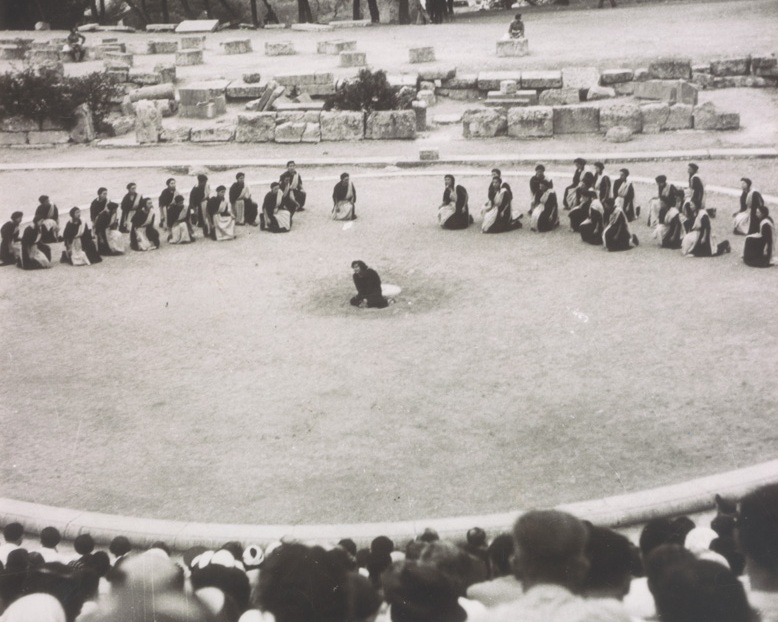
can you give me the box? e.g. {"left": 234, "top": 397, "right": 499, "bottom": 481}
{"left": 2, "top": 460, "right": 777, "bottom": 550}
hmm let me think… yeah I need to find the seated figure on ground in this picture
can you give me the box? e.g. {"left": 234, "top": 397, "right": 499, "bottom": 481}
{"left": 743, "top": 204, "right": 775, "bottom": 267}
{"left": 158, "top": 178, "right": 180, "bottom": 231}
{"left": 130, "top": 198, "right": 161, "bottom": 251}
{"left": 563, "top": 158, "right": 586, "bottom": 211}
{"left": 530, "top": 178, "right": 559, "bottom": 232}
{"left": 482, "top": 177, "right": 522, "bottom": 234}
{"left": 94, "top": 202, "right": 125, "bottom": 256}
{"left": 17, "top": 217, "right": 52, "bottom": 270}
{"left": 567, "top": 172, "right": 594, "bottom": 232}
{"left": 230, "top": 172, "right": 259, "bottom": 226}
{"left": 438, "top": 174, "right": 471, "bottom": 230}
{"left": 351, "top": 260, "right": 388, "bottom": 309}
{"left": 280, "top": 160, "right": 306, "bottom": 212}
{"left": 34, "top": 195, "right": 60, "bottom": 243}
{"left": 733, "top": 177, "right": 764, "bottom": 236}
{"left": 62, "top": 207, "right": 101, "bottom": 265}
{"left": 167, "top": 195, "right": 194, "bottom": 245}
{"left": 206, "top": 186, "right": 236, "bottom": 241}
{"left": 1, "top": 211, "right": 23, "bottom": 266}
{"left": 647, "top": 175, "right": 680, "bottom": 227}
{"left": 612, "top": 168, "right": 638, "bottom": 222}
{"left": 529, "top": 164, "right": 549, "bottom": 212}
{"left": 603, "top": 198, "right": 639, "bottom": 251}
{"left": 119, "top": 182, "right": 142, "bottom": 234}
{"left": 578, "top": 189, "right": 606, "bottom": 245}
{"left": 681, "top": 203, "right": 730, "bottom": 257}
{"left": 650, "top": 176, "right": 684, "bottom": 249}
{"left": 332, "top": 172, "right": 357, "bottom": 221}
{"left": 89, "top": 187, "right": 108, "bottom": 226}
{"left": 262, "top": 181, "right": 293, "bottom": 233}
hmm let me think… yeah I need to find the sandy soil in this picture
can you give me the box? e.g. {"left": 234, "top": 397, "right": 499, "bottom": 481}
{"left": 1, "top": 162, "right": 776, "bottom": 524}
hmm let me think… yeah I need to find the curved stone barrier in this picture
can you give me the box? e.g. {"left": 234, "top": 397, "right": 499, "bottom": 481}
{"left": 1, "top": 460, "right": 776, "bottom": 551}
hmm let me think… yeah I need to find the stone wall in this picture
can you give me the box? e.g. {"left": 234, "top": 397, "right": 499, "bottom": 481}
{"left": 0, "top": 111, "right": 94, "bottom": 146}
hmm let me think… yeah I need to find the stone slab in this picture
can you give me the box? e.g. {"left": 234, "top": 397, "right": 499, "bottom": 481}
{"left": 437, "top": 88, "right": 480, "bottom": 101}
{"left": 552, "top": 105, "right": 599, "bottom": 134}
{"left": 317, "top": 39, "right": 356, "bottom": 54}
{"left": 600, "top": 69, "right": 634, "bottom": 85}
{"left": 442, "top": 74, "right": 478, "bottom": 90}
{"left": 222, "top": 39, "right": 252, "bottom": 54}
{"left": 275, "top": 121, "right": 306, "bottom": 143}
{"left": 487, "top": 90, "right": 538, "bottom": 104}
{"left": 710, "top": 57, "right": 750, "bottom": 76}
{"left": 160, "top": 127, "right": 192, "bottom": 142}
{"left": 226, "top": 80, "right": 267, "bottom": 99}
{"left": 506, "top": 106, "right": 552, "bottom": 139}
{"left": 235, "top": 112, "right": 276, "bottom": 142}
{"left": 180, "top": 36, "right": 206, "bottom": 50}
{"left": 27, "top": 130, "right": 70, "bottom": 145}
{"left": 386, "top": 74, "right": 419, "bottom": 88}
{"left": 175, "top": 19, "right": 219, "bottom": 33}
{"left": 147, "top": 40, "right": 178, "bottom": 54}
{"left": 409, "top": 46, "right": 435, "bottom": 63}
{"left": 639, "top": 102, "right": 670, "bottom": 134}
{"left": 663, "top": 103, "right": 693, "bottom": 131}
{"left": 538, "top": 87, "right": 580, "bottom": 106}
{"left": 484, "top": 98, "right": 532, "bottom": 108}
{"left": 521, "top": 70, "right": 562, "bottom": 90}
{"left": 129, "top": 83, "right": 175, "bottom": 102}
{"left": 417, "top": 66, "right": 456, "bottom": 81}
{"left": 146, "top": 23, "right": 178, "bottom": 32}
{"left": 496, "top": 38, "right": 528, "bottom": 57}
{"left": 0, "top": 132, "right": 28, "bottom": 145}
{"left": 340, "top": 51, "right": 366, "bottom": 67}
{"left": 647, "top": 57, "right": 692, "bottom": 80}
{"left": 266, "top": 41, "right": 295, "bottom": 56}
{"left": 477, "top": 71, "right": 521, "bottom": 91}
{"left": 301, "top": 123, "right": 321, "bottom": 143}
{"left": 462, "top": 108, "right": 507, "bottom": 138}
{"left": 366, "top": 110, "right": 416, "bottom": 139}
{"left": 561, "top": 67, "right": 600, "bottom": 90}
{"left": 190, "top": 126, "right": 235, "bottom": 142}
{"left": 272, "top": 101, "right": 326, "bottom": 112}
{"left": 419, "top": 148, "right": 439, "bottom": 161}
{"left": 128, "top": 70, "right": 161, "bottom": 85}
{"left": 328, "top": 19, "right": 372, "bottom": 28}
{"left": 599, "top": 102, "right": 642, "bottom": 134}
{"left": 176, "top": 49, "right": 203, "bottom": 65}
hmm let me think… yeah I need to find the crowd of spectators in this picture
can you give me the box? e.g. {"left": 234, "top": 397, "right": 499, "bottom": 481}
{"left": 0, "top": 482, "right": 776, "bottom": 621}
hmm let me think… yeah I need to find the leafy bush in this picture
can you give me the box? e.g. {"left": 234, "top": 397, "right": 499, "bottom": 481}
{"left": 0, "top": 67, "right": 121, "bottom": 129}
{"left": 325, "top": 69, "right": 414, "bottom": 113}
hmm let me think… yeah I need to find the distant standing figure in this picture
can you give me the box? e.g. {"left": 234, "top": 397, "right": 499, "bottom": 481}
{"left": 351, "top": 260, "right": 388, "bottom": 309}
{"left": 508, "top": 14, "right": 525, "bottom": 39}
{"left": 438, "top": 174, "right": 471, "bottom": 229}
{"left": 332, "top": 172, "right": 357, "bottom": 221}
{"left": 742, "top": 204, "right": 774, "bottom": 267}
{"left": 66, "top": 28, "right": 86, "bottom": 62}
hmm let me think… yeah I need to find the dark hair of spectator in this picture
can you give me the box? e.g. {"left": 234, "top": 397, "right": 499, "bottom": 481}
{"left": 3, "top": 522, "right": 24, "bottom": 543}
{"left": 73, "top": 534, "right": 95, "bottom": 556}
{"left": 40, "top": 527, "right": 61, "bottom": 548}
{"left": 583, "top": 526, "right": 633, "bottom": 595}
{"left": 109, "top": 535, "right": 131, "bottom": 558}
{"left": 738, "top": 482, "right": 778, "bottom": 572}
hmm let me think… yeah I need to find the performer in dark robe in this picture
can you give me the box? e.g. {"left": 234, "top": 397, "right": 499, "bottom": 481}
{"left": 94, "top": 202, "right": 125, "bottom": 256}
{"left": 482, "top": 178, "right": 522, "bottom": 234}
{"left": 681, "top": 205, "right": 730, "bottom": 257}
{"left": 567, "top": 173, "right": 594, "bottom": 232}
{"left": 206, "top": 186, "right": 236, "bottom": 241}
{"left": 593, "top": 162, "right": 612, "bottom": 215}
{"left": 562, "top": 158, "right": 586, "bottom": 210}
{"left": 529, "top": 164, "right": 548, "bottom": 211}
{"left": 332, "top": 173, "right": 358, "bottom": 221}
{"left": 280, "top": 160, "right": 306, "bottom": 211}
{"left": 34, "top": 195, "right": 60, "bottom": 243}
{"left": 733, "top": 177, "right": 764, "bottom": 236}
{"left": 130, "top": 198, "right": 161, "bottom": 251}
{"left": 743, "top": 204, "right": 775, "bottom": 267}
{"left": 119, "top": 182, "right": 142, "bottom": 233}
{"left": 1, "top": 211, "right": 23, "bottom": 266}
{"left": 89, "top": 188, "right": 108, "bottom": 225}
{"left": 158, "top": 178, "right": 180, "bottom": 231}
{"left": 261, "top": 182, "right": 290, "bottom": 233}
{"left": 62, "top": 207, "right": 101, "bottom": 265}
{"left": 189, "top": 174, "right": 211, "bottom": 237}
{"left": 230, "top": 172, "right": 258, "bottom": 226}
{"left": 351, "top": 260, "right": 388, "bottom": 308}
{"left": 167, "top": 195, "right": 194, "bottom": 244}
{"left": 438, "top": 175, "right": 471, "bottom": 230}
{"left": 17, "top": 218, "right": 52, "bottom": 270}
{"left": 603, "top": 202, "right": 639, "bottom": 251}
{"left": 612, "top": 168, "right": 637, "bottom": 222}
{"left": 530, "top": 179, "right": 560, "bottom": 232}
{"left": 687, "top": 162, "right": 705, "bottom": 212}
{"left": 578, "top": 190, "right": 605, "bottom": 246}
{"left": 646, "top": 175, "right": 680, "bottom": 228}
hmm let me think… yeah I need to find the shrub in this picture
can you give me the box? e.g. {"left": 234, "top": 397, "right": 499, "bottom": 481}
{"left": 0, "top": 67, "right": 121, "bottom": 129}
{"left": 325, "top": 69, "right": 414, "bottom": 113}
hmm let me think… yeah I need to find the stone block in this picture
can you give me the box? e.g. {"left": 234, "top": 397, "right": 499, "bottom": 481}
{"left": 180, "top": 102, "right": 218, "bottom": 119}
{"left": 538, "top": 87, "right": 580, "bottom": 106}
{"left": 420, "top": 80, "right": 435, "bottom": 92}
{"left": 317, "top": 39, "right": 356, "bottom": 54}
{"left": 613, "top": 82, "right": 635, "bottom": 96}
{"left": 420, "top": 148, "right": 439, "bottom": 160}
{"left": 477, "top": 71, "right": 521, "bottom": 91}
{"left": 496, "top": 38, "right": 528, "bottom": 57}
{"left": 320, "top": 111, "right": 364, "bottom": 140}
{"left": 147, "top": 40, "right": 178, "bottom": 54}
{"left": 409, "top": 46, "right": 435, "bottom": 63}
{"left": 417, "top": 89, "right": 436, "bottom": 107}
{"left": 243, "top": 72, "right": 262, "bottom": 83}
{"left": 605, "top": 126, "right": 633, "bottom": 143}
{"left": 105, "top": 51, "right": 133, "bottom": 66}
{"left": 303, "top": 111, "right": 321, "bottom": 123}
{"left": 178, "top": 86, "right": 211, "bottom": 106}
{"left": 259, "top": 85, "right": 285, "bottom": 112}
{"left": 418, "top": 66, "right": 456, "bottom": 81}
{"left": 175, "top": 19, "right": 219, "bottom": 33}
{"left": 235, "top": 112, "right": 276, "bottom": 142}
{"left": 265, "top": 41, "right": 295, "bottom": 56}
{"left": 129, "top": 83, "right": 176, "bottom": 102}
{"left": 715, "top": 112, "right": 740, "bottom": 130}
{"left": 275, "top": 111, "right": 305, "bottom": 124}
{"left": 0, "top": 45, "right": 26, "bottom": 60}
{"left": 486, "top": 89, "right": 537, "bottom": 104}
{"left": 561, "top": 67, "right": 599, "bottom": 90}
{"left": 105, "top": 115, "right": 134, "bottom": 136}
{"left": 274, "top": 122, "right": 305, "bottom": 143}
{"left": 663, "top": 103, "right": 693, "bottom": 131}
{"left": 634, "top": 80, "right": 677, "bottom": 102}
{"left": 155, "top": 63, "right": 176, "bottom": 83}
{"left": 27, "top": 130, "right": 69, "bottom": 144}
{"left": 442, "top": 74, "right": 478, "bottom": 90}
{"left": 274, "top": 73, "right": 317, "bottom": 86}
{"left": 411, "top": 100, "right": 427, "bottom": 131}
{"left": 386, "top": 73, "right": 419, "bottom": 88}
{"left": 506, "top": 106, "right": 552, "bottom": 139}
{"left": 639, "top": 102, "right": 670, "bottom": 134}
{"left": 315, "top": 72, "right": 335, "bottom": 85}
{"left": 176, "top": 49, "right": 203, "bottom": 65}
{"left": 180, "top": 36, "right": 206, "bottom": 50}
{"left": 647, "top": 57, "right": 692, "bottom": 80}
{"left": 462, "top": 108, "right": 507, "bottom": 138}
{"left": 710, "top": 57, "right": 750, "bottom": 76}
{"left": 438, "top": 88, "right": 480, "bottom": 100}
{"left": 484, "top": 98, "right": 533, "bottom": 108}
{"left": 366, "top": 110, "right": 417, "bottom": 139}
{"left": 599, "top": 103, "right": 642, "bottom": 133}
{"left": 677, "top": 81, "right": 698, "bottom": 106}
{"left": 301, "top": 123, "right": 321, "bottom": 143}
{"left": 500, "top": 80, "right": 518, "bottom": 95}
{"left": 104, "top": 58, "right": 131, "bottom": 71}
{"left": 160, "top": 127, "right": 191, "bottom": 142}
{"left": 552, "top": 105, "right": 599, "bottom": 134}
{"left": 190, "top": 125, "right": 235, "bottom": 142}
{"left": 129, "top": 71, "right": 161, "bottom": 86}
{"left": 752, "top": 55, "right": 778, "bottom": 76}
{"left": 222, "top": 38, "right": 252, "bottom": 54}
{"left": 692, "top": 101, "right": 717, "bottom": 130}
{"left": 600, "top": 69, "right": 633, "bottom": 85}
{"left": 586, "top": 85, "right": 615, "bottom": 101}
{"left": 28, "top": 48, "right": 61, "bottom": 64}
{"left": 691, "top": 72, "right": 713, "bottom": 89}
{"left": 273, "top": 101, "right": 325, "bottom": 112}
{"left": 521, "top": 70, "right": 563, "bottom": 89}
{"left": 226, "top": 80, "right": 266, "bottom": 99}
{"left": 0, "top": 132, "right": 28, "bottom": 145}
{"left": 328, "top": 19, "right": 372, "bottom": 27}
{"left": 134, "top": 100, "right": 162, "bottom": 143}
{"left": 1, "top": 116, "right": 39, "bottom": 132}
{"left": 633, "top": 68, "right": 650, "bottom": 82}
{"left": 70, "top": 103, "right": 95, "bottom": 143}
{"left": 155, "top": 99, "right": 177, "bottom": 117}
{"left": 340, "top": 51, "right": 366, "bottom": 67}
{"left": 146, "top": 23, "right": 178, "bottom": 32}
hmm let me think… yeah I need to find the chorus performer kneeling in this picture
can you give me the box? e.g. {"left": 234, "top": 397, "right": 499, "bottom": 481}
{"left": 62, "top": 207, "right": 101, "bottom": 265}
{"left": 332, "top": 172, "right": 357, "bottom": 221}
{"left": 350, "top": 260, "right": 388, "bottom": 308}
{"left": 207, "top": 186, "right": 236, "bottom": 241}
{"left": 438, "top": 175, "right": 471, "bottom": 229}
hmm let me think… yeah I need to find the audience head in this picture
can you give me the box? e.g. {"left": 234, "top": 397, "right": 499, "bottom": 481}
{"left": 488, "top": 532, "right": 515, "bottom": 577}
{"left": 511, "top": 510, "right": 589, "bottom": 592}
{"left": 419, "top": 540, "right": 485, "bottom": 595}
{"left": 352, "top": 259, "right": 368, "bottom": 275}
{"left": 583, "top": 525, "right": 633, "bottom": 600}
{"left": 417, "top": 528, "right": 439, "bottom": 544}
{"left": 491, "top": 177, "right": 502, "bottom": 189}
{"left": 74, "top": 534, "right": 95, "bottom": 556}
{"left": 190, "top": 549, "right": 250, "bottom": 612}
{"left": 466, "top": 527, "right": 487, "bottom": 548}
{"left": 109, "top": 535, "right": 131, "bottom": 559}
{"left": 756, "top": 204, "right": 770, "bottom": 221}
{"left": 671, "top": 516, "right": 696, "bottom": 543}
{"left": 347, "top": 571, "right": 380, "bottom": 622}
{"left": 383, "top": 562, "right": 466, "bottom": 622}
{"left": 581, "top": 171, "right": 594, "bottom": 187}
{"left": 40, "top": 527, "right": 61, "bottom": 549}
{"left": 738, "top": 482, "right": 778, "bottom": 576}
{"left": 3, "top": 521, "right": 24, "bottom": 544}
{"left": 640, "top": 517, "right": 680, "bottom": 558}
{"left": 514, "top": 13, "right": 522, "bottom": 19}
{"left": 107, "top": 201, "right": 118, "bottom": 211}
{"left": 404, "top": 540, "right": 425, "bottom": 561}
{"left": 338, "top": 538, "right": 357, "bottom": 558}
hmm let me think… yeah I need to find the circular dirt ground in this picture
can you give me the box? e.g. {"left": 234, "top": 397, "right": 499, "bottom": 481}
{"left": 1, "top": 164, "right": 777, "bottom": 525}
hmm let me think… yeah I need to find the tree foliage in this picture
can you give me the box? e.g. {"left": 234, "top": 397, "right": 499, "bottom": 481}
{"left": 326, "top": 69, "right": 414, "bottom": 113}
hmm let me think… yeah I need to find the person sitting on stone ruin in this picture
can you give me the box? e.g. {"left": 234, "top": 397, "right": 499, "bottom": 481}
{"left": 438, "top": 174, "right": 471, "bottom": 230}
{"left": 90, "top": 187, "right": 108, "bottom": 226}
{"left": 530, "top": 178, "right": 560, "bottom": 232}
{"left": 206, "top": 186, "right": 237, "bottom": 241}
{"left": 62, "top": 207, "right": 101, "bottom": 265}
{"left": 332, "top": 172, "right": 358, "bottom": 221}
{"left": 17, "top": 216, "right": 53, "bottom": 270}
{"left": 603, "top": 195, "right": 639, "bottom": 251}
{"left": 562, "top": 158, "right": 586, "bottom": 211}
{"left": 482, "top": 177, "right": 522, "bottom": 234}
{"left": 508, "top": 14, "right": 525, "bottom": 38}
{"left": 650, "top": 176, "right": 684, "bottom": 249}
{"left": 742, "top": 203, "right": 775, "bottom": 267}
{"left": 733, "top": 177, "right": 764, "bottom": 236}
{"left": 351, "top": 260, "right": 389, "bottom": 309}
{"left": 612, "top": 168, "right": 638, "bottom": 222}
{"left": 1, "top": 211, "right": 23, "bottom": 266}
{"left": 130, "top": 198, "right": 161, "bottom": 251}
{"left": 94, "top": 201, "right": 125, "bottom": 256}
{"left": 681, "top": 201, "right": 730, "bottom": 257}
{"left": 167, "top": 195, "right": 194, "bottom": 245}
{"left": 34, "top": 195, "right": 60, "bottom": 243}
{"left": 230, "top": 172, "right": 258, "bottom": 226}
{"left": 119, "top": 182, "right": 143, "bottom": 234}
{"left": 280, "top": 160, "right": 306, "bottom": 212}
{"left": 65, "top": 27, "right": 86, "bottom": 62}
{"left": 578, "top": 189, "right": 606, "bottom": 245}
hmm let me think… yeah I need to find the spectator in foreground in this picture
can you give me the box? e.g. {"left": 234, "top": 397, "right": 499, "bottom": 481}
{"left": 738, "top": 482, "right": 778, "bottom": 621}
{"left": 484, "top": 510, "right": 632, "bottom": 621}
{"left": 466, "top": 533, "right": 523, "bottom": 607}
{"left": 37, "top": 528, "right": 65, "bottom": 564}
{"left": 582, "top": 526, "right": 633, "bottom": 602}
{"left": 0, "top": 523, "right": 24, "bottom": 566}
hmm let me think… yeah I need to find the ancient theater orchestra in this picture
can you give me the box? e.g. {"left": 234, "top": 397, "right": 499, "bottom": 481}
{"left": 1, "top": 159, "right": 774, "bottom": 271}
